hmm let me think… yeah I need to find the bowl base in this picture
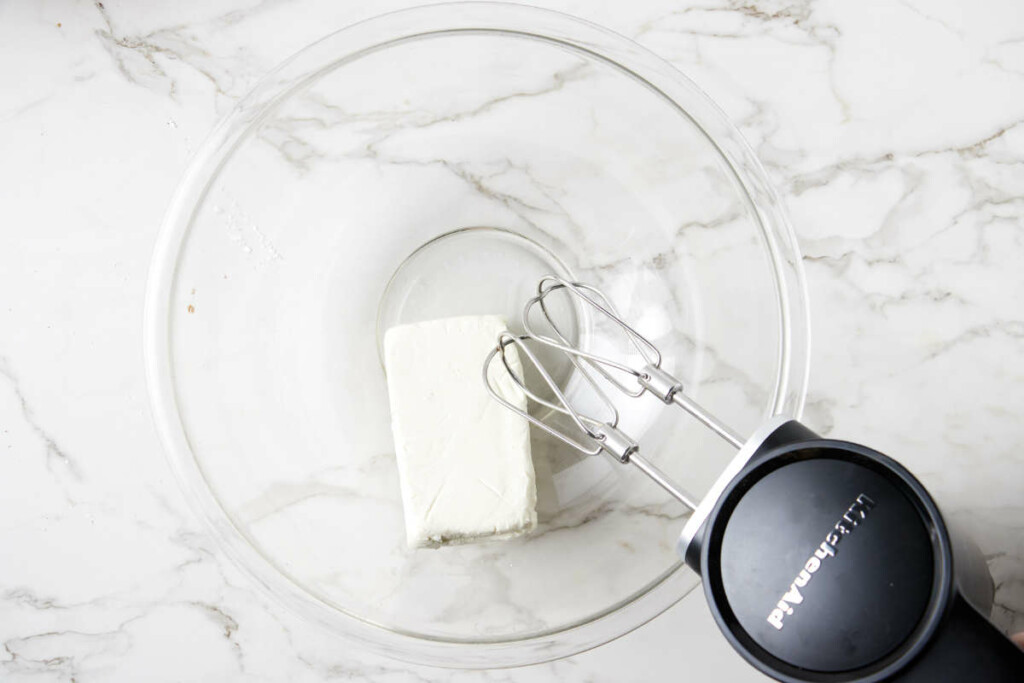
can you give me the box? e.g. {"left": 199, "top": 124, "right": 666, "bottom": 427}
{"left": 376, "top": 226, "right": 582, "bottom": 392}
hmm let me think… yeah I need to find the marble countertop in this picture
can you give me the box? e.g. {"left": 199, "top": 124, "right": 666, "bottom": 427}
{"left": 2, "top": 0, "right": 1023, "bottom": 680}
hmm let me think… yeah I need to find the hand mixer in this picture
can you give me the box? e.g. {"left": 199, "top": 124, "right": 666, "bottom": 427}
{"left": 484, "top": 276, "right": 1023, "bottom": 683}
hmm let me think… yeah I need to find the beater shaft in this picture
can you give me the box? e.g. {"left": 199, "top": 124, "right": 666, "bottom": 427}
{"left": 524, "top": 276, "right": 746, "bottom": 448}
{"left": 670, "top": 391, "right": 744, "bottom": 449}
{"left": 629, "top": 453, "right": 699, "bottom": 509}
{"left": 637, "top": 363, "right": 745, "bottom": 448}
{"left": 484, "top": 276, "right": 745, "bottom": 512}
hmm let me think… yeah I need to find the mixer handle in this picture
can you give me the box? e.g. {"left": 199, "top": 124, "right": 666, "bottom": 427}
{"left": 893, "top": 593, "right": 1024, "bottom": 682}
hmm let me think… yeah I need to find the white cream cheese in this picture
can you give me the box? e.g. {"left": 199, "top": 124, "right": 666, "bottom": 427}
{"left": 384, "top": 316, "right": 536, "bottom": 548}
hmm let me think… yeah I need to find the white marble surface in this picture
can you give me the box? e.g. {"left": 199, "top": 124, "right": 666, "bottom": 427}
{"left": 2, "top": 0, "right": 1023, "bottom": 681}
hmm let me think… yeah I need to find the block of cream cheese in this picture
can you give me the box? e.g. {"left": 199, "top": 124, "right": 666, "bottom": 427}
{"left": 384, "top": 315, "right": 536, "bottom": 548}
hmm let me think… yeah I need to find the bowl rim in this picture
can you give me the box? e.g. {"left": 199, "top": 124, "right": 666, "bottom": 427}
{"left": 143, "top": 0, "right": 810, "bottom": 668}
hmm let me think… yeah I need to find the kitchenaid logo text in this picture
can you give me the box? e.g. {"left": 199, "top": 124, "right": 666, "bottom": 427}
{"left": 766, "top": 493, "right": 876, "bottom": 631}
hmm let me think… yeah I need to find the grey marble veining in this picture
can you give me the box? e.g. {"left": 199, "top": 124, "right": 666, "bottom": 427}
{"left": 1, "top": 1, "right": 1022, "bottom": 681}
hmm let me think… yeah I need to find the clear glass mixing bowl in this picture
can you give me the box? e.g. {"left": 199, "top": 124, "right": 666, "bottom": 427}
{"left": 144, "top": 2, "right": 809, "bottom": 668}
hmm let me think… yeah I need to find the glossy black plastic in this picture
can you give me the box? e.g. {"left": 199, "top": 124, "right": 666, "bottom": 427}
{"left": 694, "top": 421, "right": 1024, "bottom": 682}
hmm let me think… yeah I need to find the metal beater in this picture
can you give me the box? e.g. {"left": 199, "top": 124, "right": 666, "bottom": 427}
{"left": 483, "top": 276, "right": 1024, "bottom": 683}
{"left": 482, "top": 275, "right": 744, "bottom": 510}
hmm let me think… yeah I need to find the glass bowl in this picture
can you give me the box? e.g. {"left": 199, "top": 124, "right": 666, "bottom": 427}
{"left": 144, "top": 2, "right": 809, "bottom": 668}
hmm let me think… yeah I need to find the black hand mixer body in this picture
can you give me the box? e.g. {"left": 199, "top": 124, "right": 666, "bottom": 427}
{"left": 684, "top": 418, "right": 1023, "bottom": 682}
{"left": 484, "top": 277, "right": 1024, "bottom": 683}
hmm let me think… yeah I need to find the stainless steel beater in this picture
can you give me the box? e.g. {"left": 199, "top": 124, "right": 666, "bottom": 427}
{"left": 482, "top": 277, "right": 1024, "bottom": 683}
{"left": 484, "top": 328, "right": 700, "bottom": 509}
{"left": 523, "top": 276, "right": 744, "bottom": 448}
{"left": 482, "top": 275, "right": 746, "bottom": 510}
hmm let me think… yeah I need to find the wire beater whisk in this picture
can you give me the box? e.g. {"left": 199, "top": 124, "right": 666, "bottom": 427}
{"left": 483, "top": 276, "right": 754, "bottom": 509}
{"left": 522, "top": 276, "right": 744, "bottom": 448}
